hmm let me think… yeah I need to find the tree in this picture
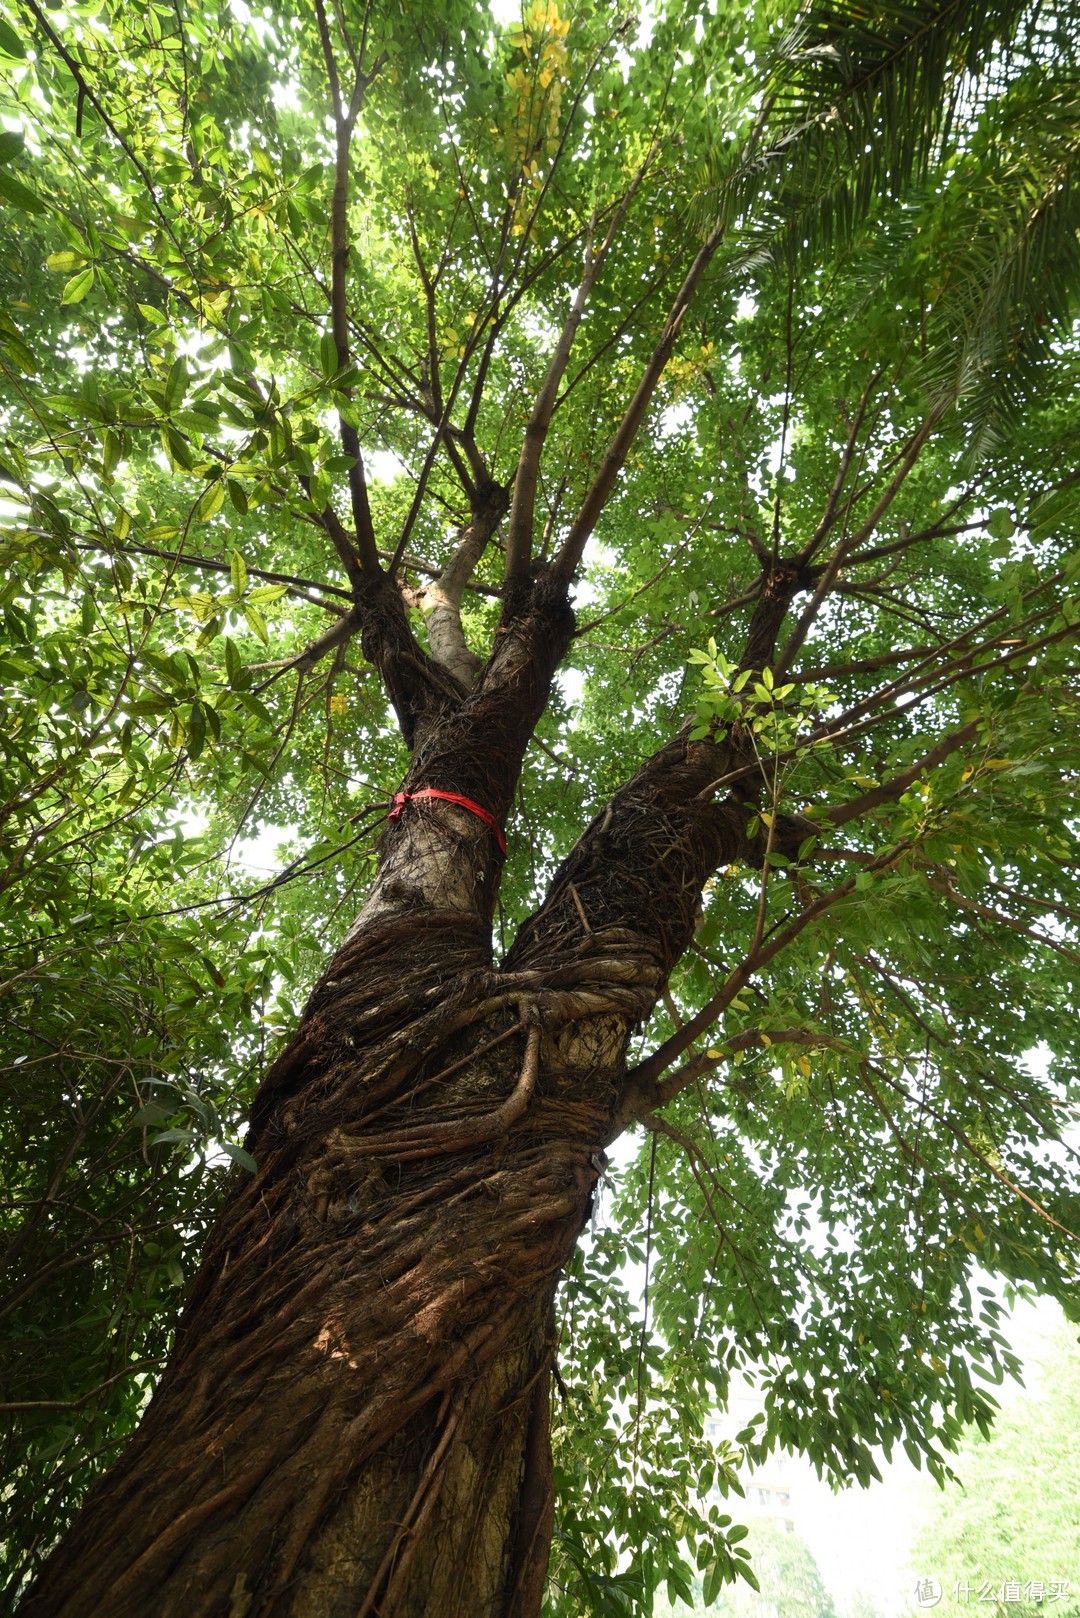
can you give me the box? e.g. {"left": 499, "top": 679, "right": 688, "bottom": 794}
{"left": 1, "top": 0, "right": 1079, "bottom": 1613}
{"left": 909, "top": 1316, "right": 1080, "bottom": 1614}
{"left": 846, "top": 1590, "right": 886, "bottom": 1618}
{"left": 653, "top": 1524, "right": 839, "bottom": 1618}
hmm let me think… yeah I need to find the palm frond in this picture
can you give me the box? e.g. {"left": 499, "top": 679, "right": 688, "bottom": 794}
{"left": 695, "top": 0, "right": 1073, "bottom": 264}
{"left": 914, "top": 73, "right": 1080, "bottom": 455}
{"left": 694, "top": 2, "right": 1080, "bottom": 459}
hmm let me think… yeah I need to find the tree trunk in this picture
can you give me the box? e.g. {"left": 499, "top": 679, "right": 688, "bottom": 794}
{"left": 19, "top": 574, "right": 788, "bottom": 1618}
{"left": 18, "top": 978, "right": 600, "bottom": 1618}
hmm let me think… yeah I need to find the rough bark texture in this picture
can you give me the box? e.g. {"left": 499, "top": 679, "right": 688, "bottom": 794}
{"left": 20, "top": 564, "right": 805, "bottom": 1618}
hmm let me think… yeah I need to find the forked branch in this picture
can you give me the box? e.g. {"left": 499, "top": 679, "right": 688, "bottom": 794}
{"left": 504, "top": 149, "right": 658, "bottom": 587}
{"left": 550, "top": 217, "right": 728, "bottom": 588}
{"left": 314, "top": 0, "right": 383, "bottom": 579}
{"left": 417, "top": 481, "right": 510, "bottom": 688}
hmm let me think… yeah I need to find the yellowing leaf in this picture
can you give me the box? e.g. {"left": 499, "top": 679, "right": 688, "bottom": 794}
{"left": 46, "top": 251, "right": 87, "bottom": 272}
{"left": 61, "top": 266, "right": 96, "bottom": 305}
{"left": 229, "top": 547, "right": 248, "bottom": 591}
{"left": 194, "top": 480, "right": 225, "bottom": 522}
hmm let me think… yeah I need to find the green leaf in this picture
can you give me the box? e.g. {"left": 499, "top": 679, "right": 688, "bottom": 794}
{"left": 61, "top": 266, "right": 96, "bottom": 304}
{"left": 150, "top": 1127, "right": 196, "bottom": 1147}
{"left": 164, "top": 426, "right": 194, "bottom": 470}
{"left": 0, "top": 129, "right": 25, "bottom": 163}
{"left": 131, "top": 1102, "right": 174, "bottom": 1126}
{"left": 46, "top": 250, "right": 86, "bottom": 272}
{"left": 220, "top": 1141, "right": 258, "bottom": 1173}
{"left": 235, "top": 688, "right": 274, "bottom": 726}
{"left": 0, "top": 167, "right": 46, "bottom": 214}
{"left": 187, "top": 701, "right": 206, "bottom": 759}
{"left": 57, "top": 218, "right": 91, "bottom": 256}
{"left": 0, "top": 16, "right": 26, "bottom": 58}
{"left": 223, "top": 637, "right": 242, "bottom": 684}
{"left": 0, "top": 321, "right": 34, "bottom": 371}
{"left": 242, "top": 601, "right": 268, "bottom": 644}
{"left": 987, "top": 508, "right": 1015, "bottom": 541}
{"left": 702, "top": 1558, "right": 726, "bottom": 1607}
{"left": 194, "top": 479, "right": 225, "bottom": 522}
{"left": 164, "top": 356, "right": 189, "bottom": 410}
{"left": 736, "top": 1561, "right": 760, "bottom": 1593}
{"left": 319, "top": 331, "right": 340, "bottom": 378}
{"left": 102, "top": 428, "right": 122, "bottom": 476}
{"left": 229, "top": 548, "right": 248, "bottom": 593}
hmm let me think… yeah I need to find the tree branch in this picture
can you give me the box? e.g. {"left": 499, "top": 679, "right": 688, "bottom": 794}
{"left": 923, "top": 869, "right": 1080, "bottom": 966}
{"left": 792, "top": 642, "right": 936, "bottom": 683}
{"left": 798, "top": 367, "right": 887, "bottom": 562}
{"left": 774, "top": 415, "right": 937, "bottom": 679}
{"left": 504, "top": 149, "right": 657, "bottom": 587}
{"left": 622, "top": 840, "right": 913, "bottom": 1112}
{"left": 549, "top": 217, "right": 729, "bottom": 589}
{"left": 823, "top": 720, "right": 979, "bottom": 829}
{"left": 314, "top": 0, "right": 382, "bottom": 578}
{"left": 0, "top": 1359, "right": 163, "bottom": 1413}
{"left": 71, "top": 538, "right": 352, "bottom": 610}
{"left": 416, "top": 482, "right": 510, "bottom": 688}
{"left": 248, "top": 606, "right": 363, "bottom": 685}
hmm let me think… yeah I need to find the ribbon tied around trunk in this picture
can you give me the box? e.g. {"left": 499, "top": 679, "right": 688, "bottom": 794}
{"left": 387, "top": 788, "right": 507, "bottom": 855}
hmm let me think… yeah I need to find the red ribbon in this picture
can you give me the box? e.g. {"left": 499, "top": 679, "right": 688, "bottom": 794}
{"left": 387, "top": 788, "right": 506, "bottom": 854}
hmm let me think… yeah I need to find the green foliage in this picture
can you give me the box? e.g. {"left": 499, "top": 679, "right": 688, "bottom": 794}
{"left": 909, "top": 1318, "right": 1080, "bottom": 1613}
{"left": 1, "top": 0, "right": 1079, "bottom": 1609}
{"left": 651, "top": 1523, "right": 836, "bottom": 1618}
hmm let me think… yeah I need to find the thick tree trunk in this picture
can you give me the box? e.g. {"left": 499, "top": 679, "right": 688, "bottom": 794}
{"left": 19, "top": 990, "right": 599, "bottom": 1618}
{"left": 19, "top": 571, "right": 797, "bottom": 1618}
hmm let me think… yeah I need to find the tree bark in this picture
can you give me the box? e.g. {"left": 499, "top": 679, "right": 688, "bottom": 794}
{"left": 19, "top": 568, "right": 796, "bottom": 1618}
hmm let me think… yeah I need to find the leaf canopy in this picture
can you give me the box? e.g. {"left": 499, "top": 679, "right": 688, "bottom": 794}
{"left": 1, "top": 0, "right": 1079, "bottom": 1609}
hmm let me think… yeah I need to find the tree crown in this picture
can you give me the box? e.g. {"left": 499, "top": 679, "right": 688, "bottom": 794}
{"left": 2, "top": 0, "right": 1079, "bottom": 1608}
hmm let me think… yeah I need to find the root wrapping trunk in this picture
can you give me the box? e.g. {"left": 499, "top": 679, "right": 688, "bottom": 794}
{"left": 20, "top": 574, "right": 782, "bottom": 1618}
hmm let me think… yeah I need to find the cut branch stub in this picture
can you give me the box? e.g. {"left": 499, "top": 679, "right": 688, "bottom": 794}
{"left": 352, "top": 571, "right": 463, "bottom": 751}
